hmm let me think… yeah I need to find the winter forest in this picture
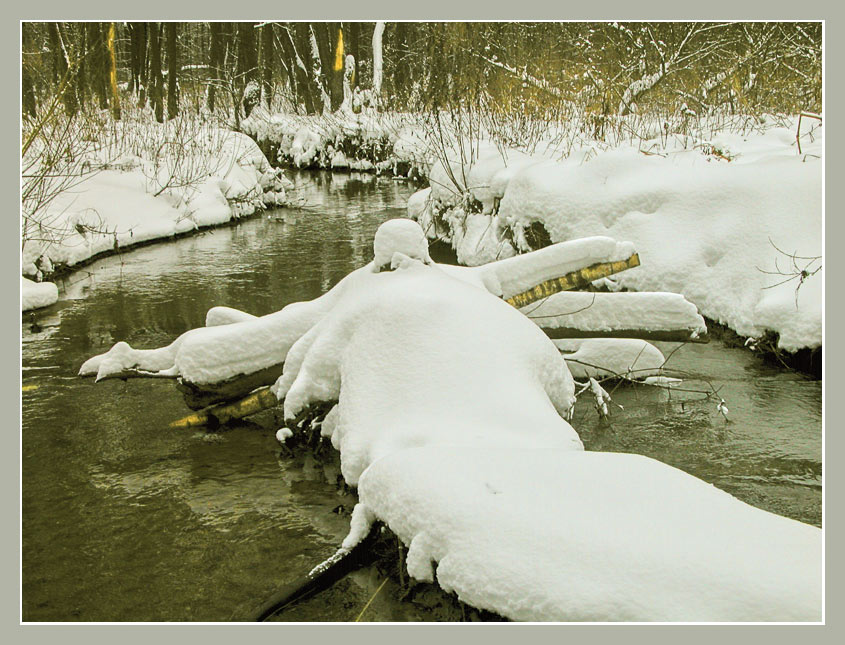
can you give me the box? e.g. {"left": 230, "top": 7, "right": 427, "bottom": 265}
{"left": 22, "top": 21, "right": 822, "bottom": 623}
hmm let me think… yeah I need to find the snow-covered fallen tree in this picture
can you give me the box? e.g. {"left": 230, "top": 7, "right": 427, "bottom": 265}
{"left": 409, "top": 117, "right": 822, "bottom": 352}
{"left": 523, "top": 291, "right": 708, "bottom": 343}
{"left": 78, "top": 219, "right": 818, "bottom": 621}
{"left": 80, "top": 223, "right": 697, "bottom": 409}
{"left": 555, "top": 338, "right": 668, "bottom": 380}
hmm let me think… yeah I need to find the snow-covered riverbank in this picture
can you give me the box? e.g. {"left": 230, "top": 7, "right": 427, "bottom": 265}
{"left": 409, "top": 116, "right": 823, "bottom": 353}
{"left": 21, "top": 127, "right": 289, "bottom": 311}
{"left": 242, "top": 107, "right": 429, "bottom": 179}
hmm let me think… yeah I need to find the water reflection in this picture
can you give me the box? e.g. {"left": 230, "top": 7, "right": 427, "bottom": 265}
{"left": 22, "top": 172, "right": 414, "bottom": 621}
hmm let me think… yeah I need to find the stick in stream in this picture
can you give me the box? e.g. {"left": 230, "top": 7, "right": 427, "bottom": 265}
{"left": 249, "top": 523, "right": 382, "bottom": 622}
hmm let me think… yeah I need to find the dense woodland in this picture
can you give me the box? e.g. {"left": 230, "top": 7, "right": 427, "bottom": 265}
{"left": 22, "top": 21, "right": 822, "bottom": 126}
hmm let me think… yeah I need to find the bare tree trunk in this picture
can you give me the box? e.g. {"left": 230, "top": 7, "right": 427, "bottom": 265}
{"left": 293, "top": 23, "right": 321, "bottom": 114}
{"left": 347, "top": 22, "right": 360, "bottom": 87}
{"left": 311, "top": 22, "right": 334, "bottom": 112}
{"left": 207, "top": 22, "right": 223, "bottom": 111}
{"left": 138, "top": 23, "right": 149, "bottom": 108}
{"left": 49, "top": 23, "right": 77, "bottom": 116}
{"left": 328, "top": 23, "right": 344, "bottom": 111}
{"left": 74, "top": 22, "right": 87, "bottom": 110}
{"left": 85, "top": 23, "right": 109, "bottom": 110}
{"left": 21, "top": 22, "right": 37, "bottom": 117}
{"left": 237, "top": 22, "right": 259, "bottom": 116}
{"left": 288, "top": 23, "right": 316, "bottom": 113}
{"left": 149, "top": 22, "right": 164, "bottom": 122}
{"left": 166, "top": 22, "right": 179, "bottom": 119}
{"left": 127, "top": 23, "right": 138, "bottom": 94}
{"left": 260, "top": 23, "right": 274, "bottom": 109}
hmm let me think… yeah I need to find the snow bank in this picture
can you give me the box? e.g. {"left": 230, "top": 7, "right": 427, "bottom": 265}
{"left": 22, "top": 128, "right": 290, "bottom": 286}
{"left": 499, "top": 143, "right": 821, "bottom": 351}
{"left": 241, "top": 108, "right": 430, "bottom": 178}
{"left": 21, "top": 277, "right": 59, "bottom": 311}
{"left": 410, "top": 118, "right": 822, "bottom": 351}
{"left": 359, "top": 447, "right": 820, "bottom": 621}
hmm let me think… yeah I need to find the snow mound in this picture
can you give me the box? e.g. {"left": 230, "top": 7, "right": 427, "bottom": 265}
{"left": 22, "top": 277, "right": 59, "bottom": 311}
{"left": 271, "top": 259, "right": 581, "bottom": 486}
{"left": 372, "top": 218, "right": 431, "bottom": 269}
{"left": 359, "top": 447, "right": 820, "bottom": 621}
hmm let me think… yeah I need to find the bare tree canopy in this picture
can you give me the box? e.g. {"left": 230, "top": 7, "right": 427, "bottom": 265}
{"left": 21, "top": 21, "right": 821, "bottom": 123}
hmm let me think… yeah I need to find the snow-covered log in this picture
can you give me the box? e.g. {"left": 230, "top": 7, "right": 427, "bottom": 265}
{"left": 79, "top": 225, "right": 645, "bottom": 409}
{"left": 555, "top": 338, "right": 667, "bottom": 379}
{"left": 524, "top": 291, "right": 708, "bottom": 343}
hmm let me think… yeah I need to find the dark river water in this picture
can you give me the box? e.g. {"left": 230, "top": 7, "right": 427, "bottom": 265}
{"left": 21, "top": 170, "right": 822, "bottom": 622}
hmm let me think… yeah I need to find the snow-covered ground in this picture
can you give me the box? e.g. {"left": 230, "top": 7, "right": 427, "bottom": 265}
{"left": 21, "top": 126, "right": 289, "bottom": 311}
{"left": 410, "top": 116, "right": 823, "bottom": 352}
{"left": 80, "top": 219, "right": 821, "bottom": 622}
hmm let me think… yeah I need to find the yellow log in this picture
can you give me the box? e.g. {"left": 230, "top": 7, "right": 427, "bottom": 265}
{"left": 169, "top": 386, "right": 279, "bottom": 429}
{"left": 505, "top": 253, "right": 640, "bottom": 309}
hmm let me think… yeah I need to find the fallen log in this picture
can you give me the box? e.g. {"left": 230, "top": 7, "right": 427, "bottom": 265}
{"left": 169, "top": 386, "right": 279, "bottom": 429}
{"left": 521, "top": 290, "right": 709, "bottom": 344}
{"left": 167, "top": 255, "right": 659, "bottom": 424}
{"left": 176, "top": 362, "right": 285, "bottom": 410}
{"left": 543, "top": 327, "right": 708, "bottom": 344}
{"left": 504, "top": 254, "right": 640, "bottom": 308}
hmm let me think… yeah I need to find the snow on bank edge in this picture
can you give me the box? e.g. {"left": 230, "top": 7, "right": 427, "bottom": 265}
{"left": 409, "top": 122, "right": 822, "bottom": 352}
{"left": 21, "top": 130, "right": 290, "bottom": 309}
{"left": 22, "top": 277, "right": 58, "bottom": 311}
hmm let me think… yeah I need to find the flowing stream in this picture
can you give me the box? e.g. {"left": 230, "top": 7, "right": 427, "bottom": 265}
{"left": 22, "top": 170, "right": 821, "bottom": 622}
